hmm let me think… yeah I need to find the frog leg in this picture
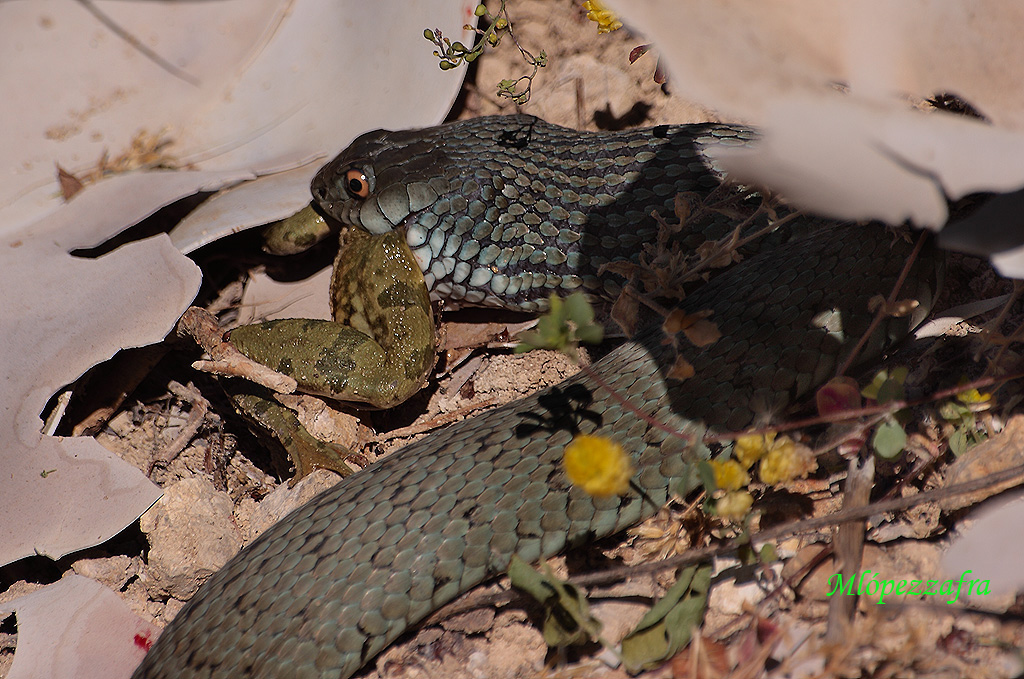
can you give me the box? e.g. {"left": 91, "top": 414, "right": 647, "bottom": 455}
{"left": 224, "top": 380, "right": 368, "bottom": 484}
{"left": 261, "top": 204, "right": 334, "bottom": 256}
{"left": 226, "top": 228, "right": 437, "bottom": 481}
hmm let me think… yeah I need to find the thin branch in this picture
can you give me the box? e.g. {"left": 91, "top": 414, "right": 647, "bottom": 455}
{"left": 706, "top": 369, "right": 1024, "bottom": 445}
{"left": 982, "top": 280, "right": 1024, "bottom": 370}
{"left": 834, "top": 230, "right": 927, "bottom": 378}
{"left": 579, "top": 361, "right": 696, "bottom": 444}
{"left": 569, "top": 462, "right": 1024, "bottom": 588}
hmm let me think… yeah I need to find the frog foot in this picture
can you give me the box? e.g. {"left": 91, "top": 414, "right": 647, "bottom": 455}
{"left": 277, "top": 425, "right": 368, "bottom": 487}
{"left": 228, "top": 385, "right": 368, "bottom": 486}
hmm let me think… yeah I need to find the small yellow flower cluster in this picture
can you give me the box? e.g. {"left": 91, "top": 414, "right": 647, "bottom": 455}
{"left": 709, "top": 433, "right": 816, "bottom": 521}
{"left": 716, "top": 491, "right": 753, "bottom": 523}
{"left": 734, "top": 432, "right": 773, "bottom": 468}
{"left": 735, "top": 433, "right": 816, "bottom": 485}
{"left": 708, "top": 459, "right": 748, "bottom": 491}
{"left": 582, "top": 0, "right": 622, "bottom": 33}
{"left": 708, "top": 459, "right": 752, "bottom": 522}
{"left": 759, "top": 437, "right": 816, "bottom": 485}
{"left": 563, "top": 434, "right": 635, "bottom": 497}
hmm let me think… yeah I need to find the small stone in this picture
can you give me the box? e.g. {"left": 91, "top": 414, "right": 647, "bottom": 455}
{"left": 70, "top": 554, "right": 139, "bottom": 590}
{"left": 239, "top": 470, "right": 341, "bottom": 543}
{"left": 138, "top": 476, "right": 242, "bottom": 599}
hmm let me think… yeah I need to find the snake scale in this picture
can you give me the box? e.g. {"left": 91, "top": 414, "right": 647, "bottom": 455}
{"left": 133, "top": 115, "right": 940, "bottom": 678}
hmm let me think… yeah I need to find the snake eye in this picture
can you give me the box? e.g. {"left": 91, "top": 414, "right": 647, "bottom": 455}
{"left": 344, "top": 169, "right": 370, "bottom": 199}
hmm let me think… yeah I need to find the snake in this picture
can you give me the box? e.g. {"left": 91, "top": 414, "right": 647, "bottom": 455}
{"left": 132, "top": 115, "right": 941, "bottom": 678}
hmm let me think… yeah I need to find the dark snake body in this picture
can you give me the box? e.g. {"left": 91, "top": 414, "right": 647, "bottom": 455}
{"left": 311, "top": 115, "right": 755, "bottom": 313}
{"left": 134, "top": 116, "right": 939, "bottom": 678}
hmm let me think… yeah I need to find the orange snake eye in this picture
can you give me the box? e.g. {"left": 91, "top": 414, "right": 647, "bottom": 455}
{"left": 344, "top": 169, "right": 370, "bottom": 198}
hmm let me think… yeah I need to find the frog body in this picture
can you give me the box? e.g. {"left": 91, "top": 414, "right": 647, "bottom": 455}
{"left": 226, "top": 208, "right": 437, "bottom": 480}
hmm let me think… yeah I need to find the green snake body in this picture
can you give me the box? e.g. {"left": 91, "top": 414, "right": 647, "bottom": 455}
{"left": 133, "top": 116, "right": 939, "bottom": 678}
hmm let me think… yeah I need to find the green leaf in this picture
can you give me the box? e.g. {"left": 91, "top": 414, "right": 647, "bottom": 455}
{"left": 620, "top": 565, "right": 712, "bottom": 672}
{"left": 696, "top": 460, "right": 717, "bottom": 493}
{"left": 564, "top": 292, "right": 603, "bottom": 345}
{"left": 507, "top": 555, "right": 550, "bottom": 601}
{"left": 938, "top": 399, "right": 970, "bottom": 422}
{"left": 673, "top": 461, "right": 703, "bottom": 499}
{"left": 575, "top": 324, "right": 604, "bottom": 345}
{"left": 737, "top": 543, "right": 757, "bottom": 565}
{"left": 871, "top": 418, "right": 907, "bottom": 458}
{"left": 862, "top": 367, "right": 907, "bottom": 401}
{"left": 876, "top": 377, "right": 905, "bottom": 405}
{"left": 861, "top": 374, "right": 883, "bottom": 400}
{"left": 949, "top": 426, "right": 968, "bottom": 456}
{"left": 514, "top": 292, "right": 602, "bottom": 355}
{"left": 563, "top": 291, "right": 592, "bottom": 322}
{"left": 508, "top": 556, "right": 602, "bottom": 648}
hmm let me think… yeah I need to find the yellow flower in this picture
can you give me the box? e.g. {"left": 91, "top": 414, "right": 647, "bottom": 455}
{"left": 956, "top": 387, "right": 991, "bottom": 405}
{"left": 563, "top": 434, "right": 634, "bottom": 497}
{"left": 758, "top": 436, "right": 817, "bottom": 485}
{"left": 735, "top": 432, "right": 774, "bottom": 468}
{"left": 709, "top": 459, "right": 749, "bottom": 492}
{"left": 582, "top": 0, "right": 622, "bottom": 33}
{"left": 716, "top": 491, "right": 753, "bottom": 522}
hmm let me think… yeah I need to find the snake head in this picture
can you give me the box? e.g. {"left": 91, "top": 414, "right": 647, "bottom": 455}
{"left": 311, "top": 124, "right": 455, "bottom": 235}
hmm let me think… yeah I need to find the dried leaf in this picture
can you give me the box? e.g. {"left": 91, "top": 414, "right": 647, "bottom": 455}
{"left": 610, "top": 288, "right": 640, "bottom": 336}
{"left": 628, "top": 43, "right": 651, "bottom": 63}
{"left": 56, "top": 164, "right": 84, "bottom": 200}
{"left": 868, "top": 295, "right": 921, "bottom": 317}
{"left": 662, "top": 308, "right": 694, "bottom": 335}
{"left": 663, "top": 309, "right": 720, "bottom": 347}
{"left": 672, "top": 192, "right": 692, "bottom": 225}
{"left": 683, "top": 318, "right": 721, "bottom": 347}
{"left": 816, "top": 376, "right": 862, "bottom": 416}
{"left": 653, "top": 59, "right": 667, "bottom": 84}
{"left": 0, "top": 575, "right": 159, "bottom": 679}
{"left": 671, "top": 636, "right": 731, "bottom": 677}
{"left": 599, "top": 259, "right": 641, "bottom": 279}
{"left": 694, "top": 227, "right": 743, "bottom": 270}
{"left": 2, "top": 0, "right": 474, "bottom": 675}
{"left": 668, "top": 354, "right": 695, "bottom": 380}
{"left": 610, "top": 3, "right": 1024, "bottom": 255}
{"left": 1, "top": 172, "right": 208, "bottom": 569}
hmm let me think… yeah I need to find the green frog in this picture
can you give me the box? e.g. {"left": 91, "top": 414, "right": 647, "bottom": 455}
{"left": 224, "top": 206, "right": 437, "bottom": 481}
